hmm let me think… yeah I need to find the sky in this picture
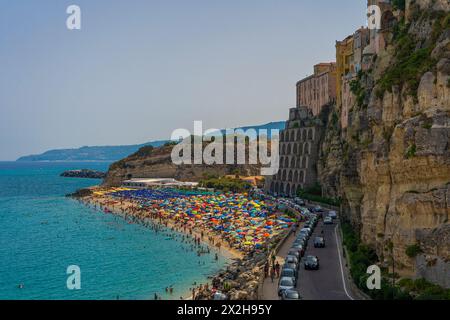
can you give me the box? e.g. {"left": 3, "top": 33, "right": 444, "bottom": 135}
{"left": 0, "top": 0, "right": 367, "bottom": 160}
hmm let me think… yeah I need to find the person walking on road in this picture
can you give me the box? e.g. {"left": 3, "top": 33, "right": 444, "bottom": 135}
{"left": 264, "top": 262, "right": 269, "bottom": 278}
{"left": 275, "top": 262, "right": 280, "bottom": 278}
{"left": 270, "top": 268, "right": 275, "bottom": 283}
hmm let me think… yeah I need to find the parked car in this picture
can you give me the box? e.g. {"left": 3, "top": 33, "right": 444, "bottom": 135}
{"left": 284, "top": 259, "right": 298, "bottom": 271}
{"left": 304, "top": 255, "right": 320, "bottom": 270}
{"left": 324, "top": 216, "right": 333, "bottom": 225}
{"left": 294, "top": 237, "right": 307, "bottom": 248}
{"left": 328, "top": 211, "right": 337, "bottom": 219}
{"left": 313, "top": 236, "right": 325, "bottom": 248}
{"left": 291, "top": 244, "right": 305, "bottom": 257}
{"left": 281, "top": 289, "right": 301, "bottom": 300}
{"left": 298, "top": 230, "right": 310, "bottom": 240}
{"left": 301, "top": 227, "right": 312, "bottom": 236}
{"left": 288, "top": 249, "right": 300, "bottom": 259}
{"left": 286, "top": 255, "right": 299, "bottom": 265}
{"left": 313, "top": 206, "right": 323, "bottom": 212}
{"left": 280, "top": 267, "right": 297, "bottom": 285}
{"left": 278, "top": 277, "right": 295, "bottom": 296}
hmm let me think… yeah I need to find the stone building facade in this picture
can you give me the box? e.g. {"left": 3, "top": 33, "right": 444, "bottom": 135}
{"left": 265, "top": 106, "right": 322, "bottom": 197}
{"left": 296, "top": 63, "right": 336, "bottom": 116}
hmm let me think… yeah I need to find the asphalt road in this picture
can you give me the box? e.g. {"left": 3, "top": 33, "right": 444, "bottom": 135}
{"left": 296, "top": 215, "right": 353, "bottom": 300}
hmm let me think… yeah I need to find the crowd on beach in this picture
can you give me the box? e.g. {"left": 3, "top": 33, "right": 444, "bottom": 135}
{"left": 79, "top": 187, "right": 298, "bottom": 300}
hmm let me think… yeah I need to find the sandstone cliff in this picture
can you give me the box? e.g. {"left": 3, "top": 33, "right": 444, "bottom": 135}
{"left": 103, "top": 142, "right": 263, "bottom": 187}
{"left": 319, "top": 0, "right": 450, "bottom": 287}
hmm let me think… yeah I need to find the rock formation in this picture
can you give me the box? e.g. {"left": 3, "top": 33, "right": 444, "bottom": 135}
{"left": 318, "top": 1, "right": 450, "bottom": 287}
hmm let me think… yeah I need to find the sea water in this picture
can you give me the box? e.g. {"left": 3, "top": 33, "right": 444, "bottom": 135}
{"left": 0, "top": 161, "right": 228, "bottom": 300}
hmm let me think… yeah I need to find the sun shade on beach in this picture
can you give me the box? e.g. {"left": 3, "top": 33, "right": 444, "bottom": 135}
{"left": 106, "top": 188, "right": 297, "bottom": 251}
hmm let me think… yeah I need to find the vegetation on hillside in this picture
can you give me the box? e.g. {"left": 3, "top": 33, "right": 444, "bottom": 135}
{"left": 297, "top": 183, "right": 342, "bottom": 207}
{"left": 199, "top": 176, "right": 252, "bottom": 193}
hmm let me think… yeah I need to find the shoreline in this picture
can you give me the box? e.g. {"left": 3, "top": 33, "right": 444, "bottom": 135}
{"left": 74, "top": 186, "right": 296, "bottom": 300}
{"left": 77, "top": 192, "right": 242, "bottom": 300}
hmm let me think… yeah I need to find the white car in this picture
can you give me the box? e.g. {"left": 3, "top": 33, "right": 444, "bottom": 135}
{"left": 324, "top": 216, "right": 333, "bottom": 225}
{"left": 328, "top": 211, "right": 337, "bottom": 219}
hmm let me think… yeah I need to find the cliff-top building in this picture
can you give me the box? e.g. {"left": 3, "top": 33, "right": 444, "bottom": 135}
{"left": 296, "top": 63, "right": 337, "bottom": 117}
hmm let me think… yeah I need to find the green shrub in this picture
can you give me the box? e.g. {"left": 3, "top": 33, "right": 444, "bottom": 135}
{"left": 406, "top": 144, "right": 417, "bottom": 159}
{"left": 405, "top": 244, "right": 422, "bottom": 258}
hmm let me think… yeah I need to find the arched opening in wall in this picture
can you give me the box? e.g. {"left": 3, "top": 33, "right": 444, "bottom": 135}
{"left": 285, "top": 184, "right": 291, "bottom": 196}
{"left": 304, "top": 143, "right": 310, "bottom": 155}
{"left": 294, "top": 171, "right": 299, "bottom": 183}
{"left": 275, "top": 182, "right": 279, "bottom": 193}
{"left": 302, "top": 129, "right": 307, "bottom": 141}
{"left": 302, "top": 157, "right": 307, "bottom": 168}
{"left": 296, "top": 130, "right": 301, "bottom": 141}
{"left": 282, "top": 170, "right": 287, "bottom": 181}
{"left": 280, "top": 131, "right": 285, "bottom": 142}
{"left": 297, "top": 157, "right": 302, "bottom": 168}
{"left": 300, "top": 171, "right": 305, "bottom": 183}
{"left": 287, "top": 144, "right": 291, "bottom": 155}
{"left": 308, "top": 128, "right": 313, "bottom": 140}
{"left": 290, "top": 157, "right": 296, "bottom": 168}
{"left": 298, "top": 144, "right": 303, "bottom": 156}
{"left": 288, "top": 170, "right": 293, "bottom": 182}
{"left": 293, "top": 144, "right": 298, "bottom": 155}
{"left": 282, "top": 144, "right": 286, "bottom": 155}
{"left": 284, "top": 157, "right": 289, "bottom": 168}
{"left": 270, "top": 181, "right": 274, "bottom": 193}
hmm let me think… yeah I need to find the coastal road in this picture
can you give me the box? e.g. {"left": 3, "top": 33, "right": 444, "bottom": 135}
{"left": 262, "top": 205, "right": 359, "bottom": 300}
{"left": 296, "top": 217, "right": 354, "bottom": 300}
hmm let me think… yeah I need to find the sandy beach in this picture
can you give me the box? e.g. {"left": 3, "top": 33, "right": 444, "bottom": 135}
{"left": 75, "top": 187, "right": 296, "bottom": 300}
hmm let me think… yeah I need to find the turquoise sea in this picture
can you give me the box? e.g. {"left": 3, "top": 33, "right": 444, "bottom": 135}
{"left": 0, "top": 161, "right": 228, "bottom": 300}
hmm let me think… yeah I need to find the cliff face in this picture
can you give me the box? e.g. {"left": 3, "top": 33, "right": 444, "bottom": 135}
{"left": 319, "top": 1, "right": 450, "bottom": 287}
{"left": 103, "top": 144, "right": 263, "bottom": 187}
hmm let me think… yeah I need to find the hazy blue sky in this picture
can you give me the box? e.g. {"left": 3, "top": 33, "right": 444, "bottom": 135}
{"left": 0, "top": 0, "right": 367, "bottom": 160}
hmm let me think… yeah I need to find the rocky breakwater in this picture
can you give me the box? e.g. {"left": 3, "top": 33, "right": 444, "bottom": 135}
{"left": 61, "top": 169, "right": 106, "bottom": 179}
{"left": 318, "top": 2, "right": 450, "bottom": 288}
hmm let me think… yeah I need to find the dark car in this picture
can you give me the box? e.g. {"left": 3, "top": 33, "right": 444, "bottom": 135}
{"left": 280, "top": 267, "right": 297, "bottom": 285}
{"left": 304, "top": 255, "right": 319, "bottom": 270}
{"left": 281, "top": 289, "right": 301, "bottom": 300}
{"left": 314, "top": 236, "right": 325, "bottom": 248}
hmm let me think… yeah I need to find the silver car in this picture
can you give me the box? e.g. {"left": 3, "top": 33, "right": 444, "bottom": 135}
{"left": 278, "top": 277, "right": 295, "bottom": 296}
